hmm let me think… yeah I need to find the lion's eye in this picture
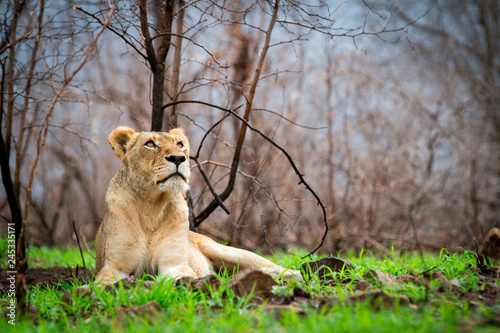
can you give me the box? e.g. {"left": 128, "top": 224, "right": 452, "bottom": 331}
{"left": 144, "top": 140, "right": 156, "bottom": 149}
{"left": 177, "top": 141, "right": 185, "bottom": 150}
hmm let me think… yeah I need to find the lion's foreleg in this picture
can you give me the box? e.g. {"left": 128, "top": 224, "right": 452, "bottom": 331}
{"left": 150, "top": 229, "right": 197, "bottom": 280}
{"left": 94, "top": 264, "right": 131, "bottom": 285}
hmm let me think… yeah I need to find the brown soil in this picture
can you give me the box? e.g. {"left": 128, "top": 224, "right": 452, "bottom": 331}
{"left": 0, "top": 267, "right": 93, "bottom": 294}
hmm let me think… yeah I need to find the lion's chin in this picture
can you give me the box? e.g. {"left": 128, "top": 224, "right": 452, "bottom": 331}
{"left": 157, "top": 175, "right": 189, "bottom": 194}
{"left": 156, "top": 172, "right": 186, "bottom": 185}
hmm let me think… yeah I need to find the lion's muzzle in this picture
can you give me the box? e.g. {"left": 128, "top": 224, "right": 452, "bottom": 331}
{"left": 157, "top": 172, "right": 186, "bottom": 184}
{"left": 166, "top": 154, "right": 186, "bottom": 167}
{"left": 156, "top": 154, "right": 189, "bottom": 186}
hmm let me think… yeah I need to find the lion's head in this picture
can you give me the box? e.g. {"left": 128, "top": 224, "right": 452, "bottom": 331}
{"left": 108, "top": 126, "right": 191, "bottom": 195}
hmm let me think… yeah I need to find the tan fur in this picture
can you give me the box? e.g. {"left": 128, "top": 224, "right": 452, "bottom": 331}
{"left": 94, "top": 126, "right": 300, "bottom": 285}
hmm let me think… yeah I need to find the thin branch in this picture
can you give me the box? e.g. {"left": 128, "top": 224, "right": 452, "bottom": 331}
{"left": 174, "top": 0, "right": 202, "bottom": 16}
{"left": 166, "top": 0, "right": 186, "bottom": 130}
{"left": 72, "top": 220, "right": 86, "bottom": 269}
{"left": 23, "top": 123, "right": 98, "bottom": 145}
{"left": 74, "top": 6, "right": 148, "bottom": 61}
{"left": 151, "top": 32, "right": 229, "bottom": 68}
{"left": 252, "top": 108, "right": 327, "bottom": 130}
{"left": 5, "top": 0, "right": 27, "bottom": 161}
{"left": 194, "top": 112, "right": 234, "bottom": 158}
{"left": 15, "top": 2, "right": 45, "bottom": 198}
{"left": 0, "top": 32, "right": 31, "bottom": 55}
{"left": 191, "top": 156, "right": 230, "bottom": 215}
{"left": 192, "top": 160, "right": 260, "bottom": 183}
{"left": 280, "top": 19, "right": 404, "bottom": 38}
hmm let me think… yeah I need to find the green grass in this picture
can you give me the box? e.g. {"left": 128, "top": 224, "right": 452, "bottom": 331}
{"left": 1, "top": 244, "right": 499, "bottom": 332}
{"left": 0, "top": 238, "right": 96, "bottom": 269}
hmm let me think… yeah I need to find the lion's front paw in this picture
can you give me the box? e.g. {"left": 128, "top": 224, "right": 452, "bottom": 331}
{"left": 159, "top": 264, "right": 197, "bottom": 281}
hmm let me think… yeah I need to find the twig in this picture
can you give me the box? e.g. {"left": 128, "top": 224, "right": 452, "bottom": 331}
{"left": 363, "top": 236, "right": 392, "bottom": 257}
{"left": 67, "top": 262, "right": 80, "bottom": 279}
{"left": 81, "top": 233, "right": 96, "bottom": 260}
{"left": 468, "top": 159, "right": 480, "bottom": 252}
{"left": 72, "top": 221, "right": 86, "bottom": 269}
{"left": 191, "top": 160, "right": 260, "bottom": 183}
{"left": 174, "top": 0, "right": 201, "bottom": 16}
{"left": 408, "top": 203, "right": 424, "bottom": 256}
{"left": 418, "top": 265, "right": 439, "bottom": 276}
{"left": 193, "top": 112, "right": 233, "bottom": 159}
{"left": 0, "top": 32, "right": 31, "bottom": 55}
{"left": 191, "top": 157, "right": 230, "bottom": 215}
{"left": 151, "top": 32, "right": 229, "bottom": 69}
{"left": 23, "top": 123, "right": 97, "bottom": 145}
{"left": 74, "top": 6, "right": 148, "bottom": 61}
{"left": 252, "top": 108, "right": 327, "bottom": 130}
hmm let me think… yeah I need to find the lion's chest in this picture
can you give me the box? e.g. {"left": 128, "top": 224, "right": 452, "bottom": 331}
{"left": 125, "top": 220, "right": 189, "bottom": 276}
{"left": 104, "top": 193, "right": 191, "bottom": 276}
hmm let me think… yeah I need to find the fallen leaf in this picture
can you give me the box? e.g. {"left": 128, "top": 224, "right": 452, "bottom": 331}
{"left": 229, "top": 269, "right": 277, "bottom": 298}
{"left": 301, "top": 257, "right": 355, "bottom": 281}
{"left": 191, "top": 275, "right": 221, "bottom": 294}
{"left": 354, "top": 279, "right": 370, "bottom": 291}
{"left": 479, "top": 228, "right": 500, "bottom": 264}
{"left": 347, "top": 291, "right": 410, "bottom": 308}
{"left": 396, "top": 274, "right": 420, "bottom": 284}
{"left": 362, "top": 269, "right": 397, "bottom": 286}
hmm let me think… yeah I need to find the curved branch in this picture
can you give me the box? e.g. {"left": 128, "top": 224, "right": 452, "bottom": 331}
{"left": 193, "top": 112, "right": 233, "bottom": 159}
{"left": 163, "top": 99, "right": 329, "bottom": 257}
{"left": 191, "top": 156, "right": 230, "bottom": 215}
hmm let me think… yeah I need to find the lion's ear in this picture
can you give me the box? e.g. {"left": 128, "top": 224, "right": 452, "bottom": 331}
{"left": 109, "top": 126, "right": 136, "bottom": 160}
{"left": 169, "top": 128, "right": 185, "bottom": 137}
{"left": 169, "top": 128, "right": 190, "bottom": 151}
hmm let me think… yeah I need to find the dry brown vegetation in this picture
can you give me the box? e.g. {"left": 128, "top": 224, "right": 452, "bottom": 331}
{"left": 1, "top": 0, "right": 499, "bottom": 260}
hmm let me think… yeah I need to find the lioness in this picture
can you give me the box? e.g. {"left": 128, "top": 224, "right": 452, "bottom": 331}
{"left": 94, "top": 126, "right": 300, "bottom": 285}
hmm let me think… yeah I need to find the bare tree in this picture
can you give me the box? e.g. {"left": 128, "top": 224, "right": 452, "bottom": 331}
{"left": 389, "top": 0, "right": 500, "bottom": 239}
{"left": 1, "top": 0, "right": 117, "bottom": 314}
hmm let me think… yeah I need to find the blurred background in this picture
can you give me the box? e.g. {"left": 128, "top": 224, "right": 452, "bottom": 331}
{"left": 1, "top": 0, "right": 499, "bottom": 256}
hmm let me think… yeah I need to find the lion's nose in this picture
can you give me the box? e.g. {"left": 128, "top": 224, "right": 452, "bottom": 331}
{"left": 166, "top": 154, "right": 186, "bottom": 167}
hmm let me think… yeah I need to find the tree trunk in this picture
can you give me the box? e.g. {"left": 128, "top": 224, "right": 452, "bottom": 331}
{"left": 151, "top": 67, "right": 166, "bottom": 131}
{"left": 165, "top": 0, "right": 185, "bottom": 131}
{"left": 194, "top": 0, "right": 281, "bottom": 226}
{"left": 140, "top": 0, "right": 175, "bottom": 132}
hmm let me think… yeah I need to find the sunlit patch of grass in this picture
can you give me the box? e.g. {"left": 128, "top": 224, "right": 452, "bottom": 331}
{"left": 26, "top": 244, "right": 96, "bottom": 269}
